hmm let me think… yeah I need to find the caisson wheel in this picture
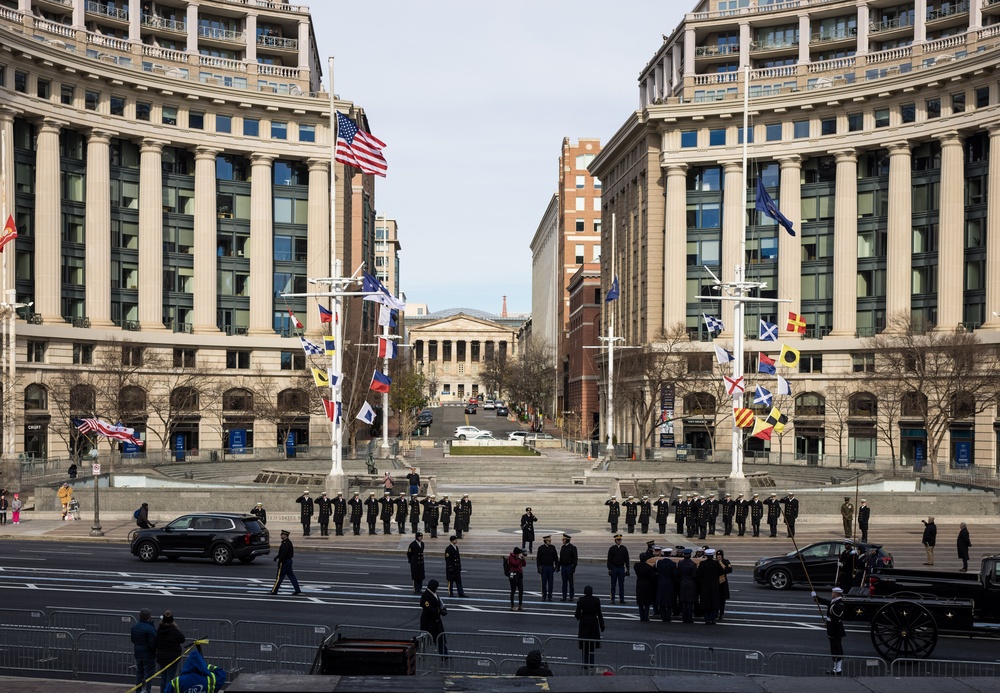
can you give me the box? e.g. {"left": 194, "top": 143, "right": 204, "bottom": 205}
{"left": 870, "top": 601, "right": 938, "bottom": 661}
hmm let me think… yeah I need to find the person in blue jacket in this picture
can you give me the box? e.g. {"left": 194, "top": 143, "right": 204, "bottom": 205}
{"left": 129, "top": 608, "right": 157, "bottom": 693}
{"left": 164, "top": 647, "right": 227, "bottom": 693}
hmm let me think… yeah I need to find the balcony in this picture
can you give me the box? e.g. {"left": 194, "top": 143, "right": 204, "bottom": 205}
{"left": 26, "top": 313, "right": 43, "bottom": 325}
{"left": 85, "top": 1, "right": 129, "bottom": 22}
{"left": 868, "top": 16, "right": 914, "bottom": 38}
{"left": 749, "top": 38, "right": 799, "bottom": 53}
{"left": 221, "top": 325, "right": 249, "bottom": 336}
{"left": 695, "top": 44, "right": 739, "bottom": 57}
{"left": 172, "top": 322, "right": 193, "bottom": 334}
{"left": 71, "top": 317, "right": 91, "bottom": 329}
{"left": 809, "top": 27, "right": 857, "bottom": 46}
{"left": 926, "top": 1, "right": 969, "bottom": 22}
{"left": 121, "top": 319, "right": 141, "bottom": 331}
{"left": 198, "top": 26, "right": 245, "bottom": 43}
{"left": 141, "top": 14, "right": 186, "bottom": 33}
{"left": 257, "top": 34, "right": 298, "bottom": 50}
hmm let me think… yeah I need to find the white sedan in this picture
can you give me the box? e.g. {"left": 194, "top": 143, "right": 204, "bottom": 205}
{"left": 483, "top": 400, "right": 496, "bottom": 410}
{"left": 454, "top": 426, "right": 492, "bottom": 440}
{"left": 508, "top": 431, "right": 528, "bottom": 442}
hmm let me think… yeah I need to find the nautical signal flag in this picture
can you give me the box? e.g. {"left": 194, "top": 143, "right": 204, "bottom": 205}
{"left": 734, "top": 408, "right": 755, "bottom": 428}
{"left": 605, "top": 276, "right": 620, "bottom": 302}
{"left": 786, "top": 311, "right": 807, "bottom": 334}
{"left": 300, "top": 337, "right": 323, "bottom": 357}
{"left": 766, "top": 407, "right": 789, "bottom": 435}
{"left": 322, "top": 398, "right": 336, "bottom": 422}
{"left": 287, "top": 308, "right": 303, "bottom": 329}
{"left": 324, "top": 337, "right": 336, "bottom": 356}
{"left": 755, "top": 176, "right": 795, "bottom": 236}
{"left": 356, "top": 401, "right": 377, "bottom": 425}
{"left": 312, "top": 368, "right": 330, "bottom": 388}
{"left": 1, "top": 214, "right": 18, "bottom": 252}
{"left": 753, "top": 385, "right": 772, "bottom": 407}
{"left": 703, "top": 314, "right": 724, "bottom": 333}
{"left": 777, "top": 374, "right": 792, "bottom": 395}
{"left": 751, "top": 417, "right": 774, "bottom": 440}
{"left": 714, "top": 345, "right": 734, "bottom": 364}
{"left": 759, "top": 319, "right": 778, "bottom": 341}
{"left": 723, "top": 375, "right": 745, "bottom": 395}
{"left": 758, "top": 352, "right": 777, "bottom": 375}
{"left": 370, "top": 370, "right": 392, "bottom": 394}
{"left": 329, "top": 370, "right": 342, "bottom": 388}
{"left": 318, "top": 305, "right": 333, "bottom": 323}
{"left": 378, "top": 337, "right": 397, "bottom": 359}
{"left": 335, "top": 112, "right": 388, "bottom": 178}
{"left": 779, "top": 344, "right": 800, "bottom": 368}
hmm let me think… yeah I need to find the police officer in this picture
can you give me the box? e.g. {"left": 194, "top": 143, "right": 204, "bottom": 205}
{"left": 605, "top": 496, "right": 620, "bottom": 533}
{"left": 535, "top": 535, "right": 558, "bottom": 601}
{"left": 607, "top": 534, "right": 629, "bottom": 604}
{"left": 857, "top": 499, "right": 871, "bottom": 543}
{"left": 395, "top": 492, "right": 408, "bottom": 534}
{"left": 439, "top": 494, "right": 453, "bottom": 533}
{"left": 409, "top": 495, "right": 421, "bottom": 534}
{"left": 764, "top": 493, "right": 782, "bottom": 537}
{"left": 706, "top": 493, "right": 719, "bottom": 535}
{"left": 459, "top": 494, "right": 473, "bottom": 531}
{"left": 749, "top": 493, "right": 764, "bottom": 537}
{"left": 780, "top": 492, "right": 799, "bottom": 537}
{"left": 250, "top": 502, "right": 267, "bottom": 526}
{"left": 559, "top": 534, "right": 578, "bottom": 602}
{"left": 315, "top": 491, "right": 333, "bottom": 537}
{"left": 720, "top": 493, "right": 735, "bottom": 536}
{"left": 671, "top": 493, "right": 686, "bottom": 534}
{"left": 735, "top": 493, "right": 749, "bottom": 536}
{"left": 332, "top": 492, "right": 347, "bottom": 536}
{"left": 364, "top": 492, "right": 379, "bottom": 535}
{"left": 269, "top": 529, "right": 301, "bottom": 595}
{"left": 379, "top": 491, "right": 394, "bottom": 535}
{"left": 638, "top": 496, "right": 652, "bottom": 534}
{"left": 348, "top": 492, "right": 364, "bottom": 536}
{"left": 623, "top": 495, "right": 639, "bottom": 534}
{"left": 295, "top": 490, "right": 314, "bottom": 537}
{"left": 652, "top": 494, "right": 669, "bottom": 534}
{"left": 840, "top": 496, "right": 854, "bottom": 538}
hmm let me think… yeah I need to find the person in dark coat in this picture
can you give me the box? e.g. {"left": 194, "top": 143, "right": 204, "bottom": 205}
{"left": 717, "top": 549, "right": 733, "bottom": 620}
{"left": 406, "top": 467, "right": 420, "bottom": 496}
{"left": 407, "top": 532, "right": 425, "bottom": 594}
{"left": 671, "top": 493, "right": 687, "bottom": 534}
{"left": 837, "top": 543, "right": 858, "bottom": 593}
{"left": 364, "top": 492, "right": 380, "bottom": 535}
{"left": 763, "top": 493, "right": 781, "bottom": 537}
{"left": 857, "top": 500, "right": 871, "bottom": 543}
{"left": 655, "top": 549, "right": 678, "bottom": 622}
{"left": 130, "top": 608, "right": 157, "bottom": 693}
{"left": 605, "top": 496, "right": 620, "bottom": 533}
{"left": 607, "top": 534, "right": 630, "bottom": 604}
{"left": 445, "top": 535, "right": 466, "bottom": 597}
{"left": 515, "top": 649, "right": 553, "bottom": 677}
{"left": 638, "top": 496, "right": 652, "bottom": 534}
{"left": 922, "top": 516, "right": 937, "bottom": 565}
{"left": 559, "top": 534, "right": 578, "bottom": 602}
{"left": 653, "top": 494, "right": 670, "bottom": 534}
{"left": 720, "top": 493, "right": 735, "bottom": 536}
{"left": 779, "top": 492, "right": 799, "bottom": 537}
{"left": 706, "top": 493, "right": 719, "bottom": 535}
{"left": 957, "top": 522, "right": 972, "bottom": 571}
{"left": 536, "top": 535, "right": 558, "bottom": 601}
{"left": 623, "top": 496, "right": 638, "bottom": 534}
{"left": 409, "top": 495, "right": 421, "bottom": 535}
{"left": 459, "top": 494, "right": 473, "bottom": 531}
{"left": 154, "top": 610, "right": 185, "bottom": 693}
{"left": 348, "top": 492, "right": 364, "bottom": 535}
{"left": 735, "top": 493, "right": 749, "bottom": 536}
{"left": 575, "top": 585, "right": 605, "bottom": 666}
{"left": 439, "top": 495, "right": 453, "bottom": 533}
{"left": 453, "top": 498, "right": 466, "bottom": 538}
{"left": 269, "top": 529, "right": 301, "bottom": 595}
{"left": 250, "top": 502, "right": 267, "bottom": 526}
{"left": 315, "top": 492, "right": 333, "bottom": 536}
{"left": 697, "top": 548, "right": 722, "bottom": 624}
{"left": 420, "top": 579, "right": 447, "bottom": 654}
{"left": 676, "top": 549, "right": 698, "bottom": 623}
{"left": 749, "top": 493, "right": 764, "bottom": 536}
{"left": 520, "top": 507, "right": 538, "bottom": 554}
{"left": 633, "top": 551, "right": 659, "bottom": 621}
{"left": 332, "top": 492, "right": 347, "bottom": 536}
{"left": 379, "top": 491, "right": 394, "bottom": 535}
{"left": 813, "top": 586, "right": 847, "bottom": 675}
{"left": 394, "top": 492, "right": 408, "bottom": 534}
{"left": 507, "top": 547, "right": 527, "bottom": 610}
{"left": 295, "top": 491, "right": 314, "bottom": 536}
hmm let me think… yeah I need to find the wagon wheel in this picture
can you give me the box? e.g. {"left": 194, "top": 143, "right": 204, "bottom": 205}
{"left": 870, "top": 601, "right": 938, "bottom": 661}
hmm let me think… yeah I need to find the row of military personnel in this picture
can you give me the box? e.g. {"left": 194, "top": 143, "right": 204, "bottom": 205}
{"left": 251, "top": 490, "right": 474, "bottom": 538}
{"left": 604, "top": 492, "right": 800, "bottom": 539}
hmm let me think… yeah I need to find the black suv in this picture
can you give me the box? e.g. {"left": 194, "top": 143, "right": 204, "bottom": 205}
{"left": 130, "top": 513, "right": 270, "bottom": 565}
{"left": 753, "top": 540, "right": 893, "bottom": 590}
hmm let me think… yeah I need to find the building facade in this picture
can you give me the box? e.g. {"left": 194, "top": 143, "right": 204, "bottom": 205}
{"left": 529, "top": 194, "right": 558, "bottom": 418}
{"left": 592, "top": 0, "right": 1000, "bottom": 469}
{"left": 375, "top": 217, "right": 401, "bottom": 300}
{"left": 0, "top": 0, "right": 382, "bottom": 460}
{"left": 566, "top": 263, "right": 601, "bottom": 440}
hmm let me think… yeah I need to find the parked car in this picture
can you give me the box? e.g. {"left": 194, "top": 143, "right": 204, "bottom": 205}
{"left": 454, "top": 426, "right": 491, "bottom": 440}
{"left": 753, "top": 540, "right": 893, "bottom": 590}
{"left": 417, "top": 410, "right": 433, "bottom": 427}
{"left": 508, "top": 431, "right": 528, "bottom": 442}
{"left": 496, "top": 405, "right": 509, "bottom": 417}
{"left": 464, "top": 403, "right": 477, "bottom": 414}
{"left": 468, "top": 397, "right": 478, "bottom": 405}
{"left": 483, "top": 400, "right": 496, "bottom": 410}
{"left": 462, "top": 431, "right": 495, "bottom": 440}
{"left": 130, "top": 513, "right": 270, "bottom": 565}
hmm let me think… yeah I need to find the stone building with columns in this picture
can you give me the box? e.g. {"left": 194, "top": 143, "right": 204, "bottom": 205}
{"left": 0, "top": 0, "right": 381, "bottom": 460}
{"left": 591, "top": 0, "right": 1000, "bottom": 470}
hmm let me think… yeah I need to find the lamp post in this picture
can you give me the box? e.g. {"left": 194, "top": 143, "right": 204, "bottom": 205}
{"left": 88, "top": 447, "right": 103, "bottom": 537}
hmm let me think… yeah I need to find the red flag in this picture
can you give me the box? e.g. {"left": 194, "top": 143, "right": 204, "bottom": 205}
{"left": 0, "top": 215, "right": 17, "bottom": 252}
{"left": 786, "top": 311, "right": 807, "bottom": 334}
{"left": 369, "top": 370, "right": 392, "bottom": 393}
{"left": 322, "top": 398, "right": 336, "bottom": 422}
{"left": 287, "top": 308, "right": 303, "bottom": 329}
{"left": 318, "top": 305, "right": 333, "bottom": 323}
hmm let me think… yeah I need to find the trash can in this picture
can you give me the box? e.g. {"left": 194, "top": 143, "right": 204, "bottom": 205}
{"left": 210, "top": 450, "right": 219, "bottom": 462}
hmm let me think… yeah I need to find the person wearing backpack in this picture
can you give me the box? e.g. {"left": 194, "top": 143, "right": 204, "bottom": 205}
{"left": 506, "top": 547, "right": 527, "bottom": 611}
{"left": 135, "top": 503, "right": 153, "bottom": 529}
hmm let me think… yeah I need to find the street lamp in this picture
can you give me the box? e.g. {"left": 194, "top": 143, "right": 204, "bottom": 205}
{"left": 88, "top": 448, "right": 103, "bottom": 537}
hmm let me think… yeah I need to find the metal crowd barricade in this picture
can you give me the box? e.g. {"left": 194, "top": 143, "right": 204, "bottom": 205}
{"left": 333, "top": 624, "right": 434, "bottom": 653}
{"left": 542, "top": 636, "right": 653, "bottom": 672}
{"left": 890, "top": 658, "right": 1000, "bottom": 678}
{"left": 439, "top": 631, "right": 542, "bottom": 660}
{"left": 277, "top": 644, "right": 318, "bottom": 674}
{"left": 767, "top": 651, "right": 888, "bottom": 677}
{"left": 654, "top": 643, "right": 766, "bottom": 676}
{"left": 173, "top": 617, "right": 235, "bottom": 642}
{"left": 416, "top": 652, "right": 499, "bottom": 676}
{"left": 49, "top": 610, "right": 135, "bottom": 633}
{"left": 74, "top": 632, "right": 135, "bottom": 679}
{"left": 201, "top": 639, "right": 279, "bottom": 675}
{"left": 234, "top": 620, "right": 330, "bottom": 647}
{"left": 618, "top": 665, "right": 737, "bottom": 677}
{"left": 497, "top": 658, "right": 614, "bottom": 676}
{"left": 0, "top": 608, "right": 48, "bottom": 629}
{"left": 0, "top": 626, "right": 75, "bottom": 675}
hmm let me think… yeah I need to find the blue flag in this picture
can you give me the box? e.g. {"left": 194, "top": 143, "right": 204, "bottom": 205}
{"left": 753, "top": 385, "right": 773, "bottom": 407}
{"left": 759, "top": 319, "right": 778, "bottom": 341}
{"left": 755, "top": 176, "right": 795, "bottom": 237}
{"left": 605, "top": 276, "right": 619, "bottom": 302}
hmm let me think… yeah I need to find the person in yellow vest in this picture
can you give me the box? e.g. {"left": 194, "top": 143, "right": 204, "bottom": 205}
{"left": 57, "top": 482, "right": 73, "bottom": 521}
{"left": 164, "top": 647, "right": 227, "bottom": 693}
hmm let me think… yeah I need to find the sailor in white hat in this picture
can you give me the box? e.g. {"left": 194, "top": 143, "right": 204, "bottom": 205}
{"left": 811, "top": 586, "right": 847, "bottom": 675}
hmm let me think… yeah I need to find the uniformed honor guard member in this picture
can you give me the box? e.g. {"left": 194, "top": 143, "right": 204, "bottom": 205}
{"left": 536, "top": 535, "right": 558, "bottom": 601}
{"left": 459, "top": 494, "right": 473, "bottom": 531}
{"left": 295, "top": 490, "right": 314, "bottom": 537}
{"left": 735, "top": 493, "right": 749, "bottom": 536}
{"left": 520, "top": 507, "right": 538, "bottom": 554}
{"left": 439, "top": 495, "right": 453, "bottom": 533}
{"left": 780, "top": 492, "right": 799, "bottom": 537}
{"left": 395, "top": 492, "right": 408, "bottom": 534}
{"left": 332, "top": 492, "right": 347, "bottom": 536}
{"left": 605, "top": 496, "right": 621, "bottom": 533}
{"left": 407, "top": 532, "right": 425, "bottom": 594}
{"left": 695, "top": 495, "right": 708, "bottom": 540}
{"left": 812, "top": 587, "right": 847, "bottom": 675}
{"left": 364, "top": 492, "right": 380, "bottom": 535}
{"left": 348, "top": 492, "right": 364, "bottom": 536}
{"left": 653, "top": 494, "right": 670, "bottom": 534}
{"left": 720, "top": 493, "right": 735, "bottom": 536}
{"left": 445, "top": 535, "right": 466, "bottom": 598}
{"left": 857, "top": 499, "right": 871, "bottom": 543}
{"left": 423, "top": 495, "right": 440, "bottom": 539}
{"left": 707, "top": 493, "right": 720, "bottom": 535}
{"left": 685, "top": 494, "right": 699, "bottom": 538}
{"left": 379, "top": 491, "right": 394, "bottom": 535}
{"left": 315, "top": 492, "right": 333, "bottom": 537}
{"left": 764, "top": 493, "right": 782, "bottom": 537}
{"left": 639, "top": 539, "right": 656, "bottom": 562}
{"left": 840, "top": 496, "right": 854, "bottom": 538}
{"left": 559, "top": 534, "right": 578, "bottom": 602}
{"left": 453, "top": 497, "right": 466, "bottom": 539}
{"left": 269, "top": 530, "right": 301, "bottom": 596}
{"left": 250, "top": 502, "right": 267, "bottom": 526}
{"left": 671, "top": 493, "right": 686, "bottom": 534}
{"left": 409, "top": 495, "right": 421, "bottom": 535}
{"left": 607, "top": 534, "right": 630, "bottom": 604}
{"left": 638, "top": 496, "right": 652, "bottom": 534}
{"left": 623, "top": 496, "right": 639, "bottom": 534}
{"left": 749, "top": 493, "right": 764, "bottom": 537}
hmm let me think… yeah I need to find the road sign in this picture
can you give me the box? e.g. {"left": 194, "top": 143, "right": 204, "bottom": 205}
{"left": 92, "top": 464, "right": 100, "bottom": 475}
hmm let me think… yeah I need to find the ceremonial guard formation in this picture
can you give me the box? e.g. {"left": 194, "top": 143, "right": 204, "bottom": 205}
{"left": 840, "top": 497, "right": 854, "bottom": 538}
{"left": 440, "top": 495, "right": 453, "bottom": 534}
{"left": 623, "top": 496, "right": 638, "bottom": 534}
{"left": 780, "top": 492, "right": 799, "bottom": 537}
{"left": 333, "top": 492, "right": 347, "bottom": 536}
{"left": 379, "top": 491, "right": 394, "bottom": 535}
{"left": 364, "top": 492, "right": 379, "bottom": 535}
{"left": 605, "top": 496, "right": 620, "bottom": 534}
{"left": 638, "top": 496, "right": 652, "bottom": 534}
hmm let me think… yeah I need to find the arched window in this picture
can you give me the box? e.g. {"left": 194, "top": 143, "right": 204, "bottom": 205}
{"left": 849, "top": 392, "right": 877, "bottom": 418}
{"left": 901, "top": 391, "right": 927, "bottom": 417}
{"left": 119, "top": 386, "right": 147, "bottom": 413}
{"left": 795, "top": 392, "right": 825, "bottom": 416}
{"left": 684, "top": 393, "right": 716, "bottom": 416}
{"left": 277, "top": 388, "right": 309, "bottom": 412}
{"left": 170, "top": 387, "right": 200, "bottom": 413}
{"left": 24, "top": 384, "right": 47, "bottom": 410}
{"left": 223, "top": 388, "right": 253, "bottom": 412}
{"left": 70, "top": 384, "right": 96, "bottom": 413}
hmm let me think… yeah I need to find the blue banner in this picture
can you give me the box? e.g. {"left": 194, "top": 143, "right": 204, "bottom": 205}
{"left": 229, "top": 429, "right": 247, "bottom": 454}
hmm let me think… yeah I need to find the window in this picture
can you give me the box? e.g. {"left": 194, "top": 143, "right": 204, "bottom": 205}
{"left": 61, "top": 85, "right": 74, "bottom": 105}
{"left": 900, "top": 103, "right": 915, "bottom": 123}
{"left": 110, "top": 95, "right": 125, "bottom": 117}
{"left": 765, "top": 123, "right": 782, "bottom": 141}
{"left": 280, "top": 351, "right": 306, "bottom": 370}
{"left": 226, "top": 350, "right": 251, "bottom": 369}
{"left": 687, "top": 202, "right": 722, "bottom": 228}
{"left": 592, "top": 245, "right": 601, "bottom": 262}
{"left": 798, "top": 354, "right": 822, "bottom": 373}
{"left": 73, "top": 343, "right": 94, "bottom": 365}
{"left": 951, "top": 91, "right": 965, "bottom": 114}
{"left": 136, "top": 101, "right": 151, "bottom": 121}
{"left": 852, "top": 352, "right": 875, "bottom": 373}
{"left": 122, "top": 345, "right": 144, "bottom": 366}
{"left": 793, "top": 120, "right": 809, "bottom": 139}
{"left": 243, "top": 118, "right": 260, "bottom": 137}
{"left": 593, "top": 198, "right": 600, "bottom": 212}
{"left": 216, "top": 114, "right": 232, "bottom": 133}
{"left": 874, "top": 108, "right": 889, "bottom": 128}
{"left": 687, "top": 238, "right": 721, "bottom": 265}
{"left": 575, "top": 244, "right": 584, "bottom": 263}
{"left": 172, "top": 348, "right": 197, "bottom": 368}
{"left": 848, "top": 113, "right": 863, "bottom": 131}
{"left": 976, "top": 86, "right": 990, "bottom": 109}
{"left": 687, "top": 166, "right": 721, "bottom": 191}
{"left": 737, "top": 126, "right": 754, "bottom": 144}
{"left": 575, "top": 219, "right": 585, "bottom": 232}
{"left": 162, "top": 106, "right": 178, "bottom": 126}
{"left": 189, "top": 110, "right": 205, "bottom": 129}
{"left": 687, "top": 353, "right": 713, "bottom": 373}
{"left": 680, "top": 131, "right": 697, "bottom": 148}
{"left": 85, "top": 90, "right": 100, "bottom": 111}
{"left": 926, "top": 98, "right": 941, "bottom": 119}
{"left": 299, "top": 124, "right": 315, "bottom": 142}
{"left": 14, "top": 71, "right": 26, "bottom": 93}
{"left": 272, "top": 121, "right": 287, "bottom": 140}
{"left": 575, "top": 175, "right": 585, "bottom": 189}
{"left": 26, "top": 341, "right": 46, "bottom": 363}
{"left": 37, "top": 79, "right": 50, "bottom": 100}
{"left": 594, "top": 219, "right": 601, "bottom": 234}
{"left": 576, "top": 153, "right": 595, "bottom": 169}
{"left": 709, "top": 128, "right": 726, "bottom": 146}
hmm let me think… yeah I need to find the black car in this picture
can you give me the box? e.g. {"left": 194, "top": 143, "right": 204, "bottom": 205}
{"left": 496, "top": 405, "right": 509, "bottom": 416}
{"left": 753, "top": 540, "right": 893, "bottom": 590}
{"left": 464, "top": 403, "right": 477, "bottom": 414}
{"left": 130, "top": 513, "right": 270, "bottom": 565}
{"left": 417, "top": 410, "right": 433, "bottom": 427}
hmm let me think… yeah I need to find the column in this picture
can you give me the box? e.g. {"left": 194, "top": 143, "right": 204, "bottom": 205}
{"left": 829, "top": 149, "right": 858, "bottom": 337}
{"left": 777, "top": 155, "right": 802, "bottom": 331}
{"left": 17, "top": 0, "right": 29, "bottom": 12}
{"left": 684, "top": 27, "right": 695, "bottom": 80}
{"left": 34, "top": 120, "right": 63, "bottom": 323}
{"left": 85, "top": 130, "right": 114, "bottom": 327}
{"left": 856, "top": 2, "right": 869, "bottom": 56}
{"left": 983, "top": 127, "right": 1000, "bottom": 329}
{"left": 937, "top": 132, "right": 965, "bottom": 330}
{"left": 739, "top": 22, "right": 750, "bottom": 68}
{"left": 245, "top": 13, "right": 257, "bottom": 65}
{"left": 248, "top": 153, "right": 274, "bottom": 336}
{"left": 798, "top": 14, "right": 811, "bottom": 65}
{"left": 72, "top": 0, "right": 84, "bottom": 30}
{"left": 721, "top": 160, "right": 744, "bottom": 339}
{"left": 671, "top": 43, "right": 682, "bottom": 85}
{"left": 885, "top": 142, "right": 912, "bottom": 325}
{"left": 305, "top": 159, "right": 330, "bottom": 336}
{"left": 970, "top": 0, "right": 983, "bottom": 31}
{"left": 0, "top": 110, "right": 15, "bottom": 295}
{"left": 192, "top": 147, "right": 219, "bottom": 334}
{"left": 128, "top": 1, "right": 140, "bottom": 43}
{"left": 298, "top": 19, "right": 310, "bottom": 69}
{"left": 138, "top": 139, "right": 166, "bottom": 330}
{"left": 914, "top": 0, "right": 927, "bottom": 44}
{"left": 186, "top": 2, "right": 199, "bottom": 56}
{"left": 663, "top": 163, "right": 687, "bottom": 328}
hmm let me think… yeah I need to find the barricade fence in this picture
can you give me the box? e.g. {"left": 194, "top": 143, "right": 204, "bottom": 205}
{"left": 655, "top": 643, "right": 766, "bottom": 676}
{"left": 498, "top": 658, "right": 614, "bottom": 676}
{"left": 542, "top": 635, "right": 653, "bottom": 672}
{"left": 767, "top": 651, "right": 888, "bottom": 677}
{"left": 619, "top": 664, "right": 737, "bottom": 677}
{"left": 0, "top": 626, "right": 76, "bottom": 675}
{"left": 436, "top": 631, "right": 542, "bottom": 660}
{"left": 74, "top": 632, "right": 135, "bottom": 679}
{"left": 417, "top": 652, "right": 499, "bottom": 676}
{"left": 0, "top": 608, "right": 48, "bottom": 629}
{"left": 890, "top": 658, "right": 1000, "bottom": 678}
{"left": 277, "top": 644, "right": 317, "bottom": 674}
{"left": 235, "top": 620, "right": 330, "bottom": 648}
{"left": 49, "top": 610, "right": 136, "bottom": 633}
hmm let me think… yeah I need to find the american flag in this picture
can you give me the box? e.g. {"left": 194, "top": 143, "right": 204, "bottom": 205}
{"left": 335, "top": 112, "right": 388, "bottom": 177}
{"left": 73, "top": 418, "right": 144, "bottom": 445}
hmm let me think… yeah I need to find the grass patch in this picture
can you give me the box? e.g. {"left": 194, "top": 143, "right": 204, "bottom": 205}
{"left": 449, "top": 446, "right": 540, "bottom": 456}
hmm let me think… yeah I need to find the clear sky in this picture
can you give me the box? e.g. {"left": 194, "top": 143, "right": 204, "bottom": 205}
{"left": 308, "top": 1, "right": 688, "bottom": 315}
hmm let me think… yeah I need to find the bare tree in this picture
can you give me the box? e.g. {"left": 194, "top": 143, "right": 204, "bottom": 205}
{"left": 869, "top": 370, "right": 905, "bottom": 474}
{"left": 868, "top": 314, "right": 1000, "bottom": 478}
{"left": 423, "top": 363, "right": 439, "bottom": 402}
{"left": 506, "top": 339, "right": 557, "bottom": 428}
{"left": 823, "top": 381, "right": 855, "bottom": 468}
{"left": 389, "top": 359, "right": 427, "bottom": 451}
{"left": 143, "top": 355, "right": 222, "bottom": 455}
{"left": 479, "top": 350, "right": 510, "bottom": 402}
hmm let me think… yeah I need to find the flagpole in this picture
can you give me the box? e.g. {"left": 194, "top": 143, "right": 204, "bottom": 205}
{"left": 378, "top": 214, "right": 391, "bottom": 456}
{"left": 729, "top": 65, "right": 750, "bottom": 486}
{"left": 1, "top": 128, "right": 7, "bottom": 463}
{"left": 328, "top": 56, "right": 344, "bottom": 486}
{"left": 605, "top": 213, "right": 616, "bottom": 455}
